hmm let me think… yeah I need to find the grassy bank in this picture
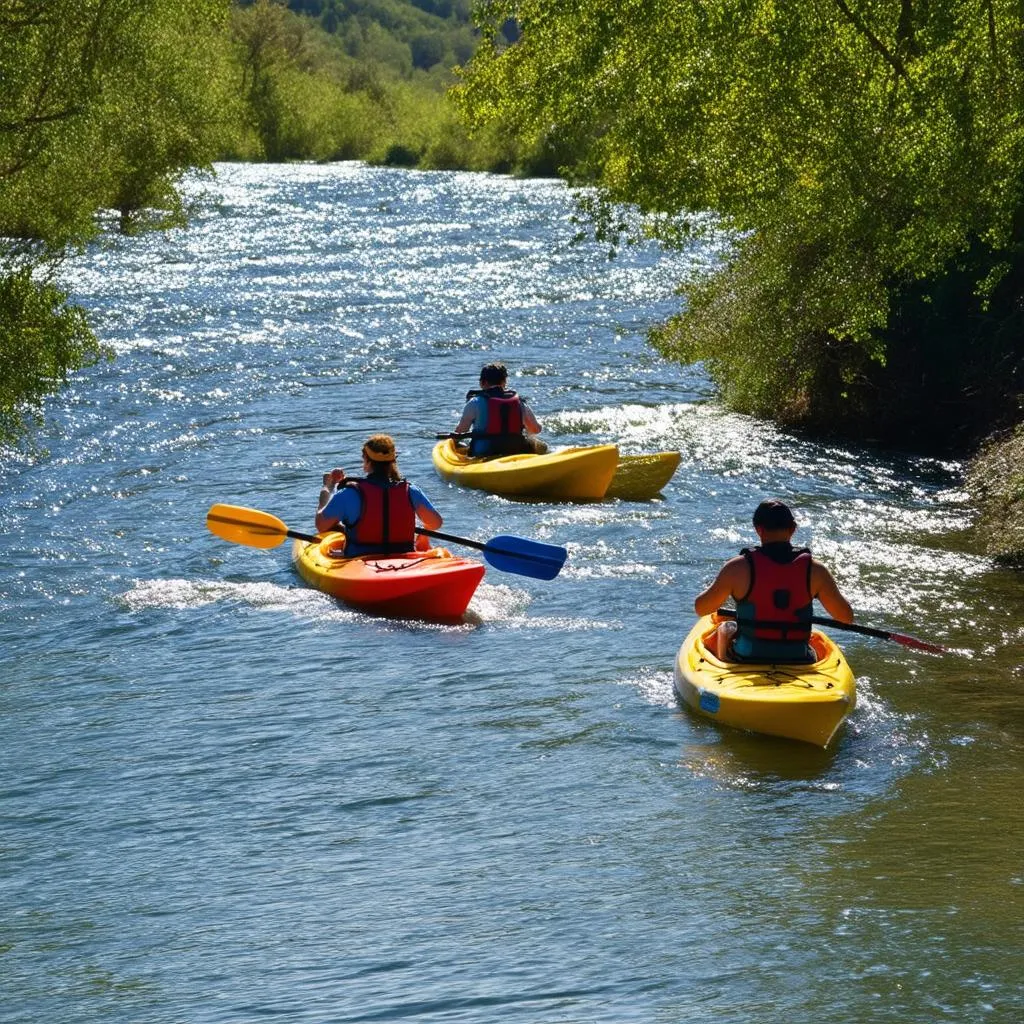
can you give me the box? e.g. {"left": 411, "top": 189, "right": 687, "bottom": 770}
{"left": 966, "top": 424, "right": 1024, "bottom": 566}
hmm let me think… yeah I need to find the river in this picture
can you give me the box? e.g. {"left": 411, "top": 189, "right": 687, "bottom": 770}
{"left": 2, "top": 162, "right": 1021, "bottom": 1023}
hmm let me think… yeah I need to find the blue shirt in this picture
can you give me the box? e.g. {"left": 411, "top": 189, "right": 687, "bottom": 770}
{"left": 320, "top": 480, "right": 438, "bottom": 556}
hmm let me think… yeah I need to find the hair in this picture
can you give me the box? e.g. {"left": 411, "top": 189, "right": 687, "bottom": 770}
{"left": 479, "top": 362, "right": 508, "bottom": 386}
{"left": 362, "top": 433, "right": 401, "bottom": 482}
{"left": 752, "top": 499, "right": 797, "bottom": 530}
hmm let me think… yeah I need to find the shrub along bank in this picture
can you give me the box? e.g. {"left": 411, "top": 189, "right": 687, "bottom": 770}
{"left": 967, "top": 427, "right": 1024, "bottom": 565}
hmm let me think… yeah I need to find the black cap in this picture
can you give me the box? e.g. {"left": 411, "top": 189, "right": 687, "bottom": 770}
{"left": 752, "top": 500, "right": 797, "bottom": 530}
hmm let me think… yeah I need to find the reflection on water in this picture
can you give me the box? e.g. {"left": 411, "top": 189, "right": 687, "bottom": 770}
{"left": 1, "top": 163, "right": 1020, "bottom": 1024}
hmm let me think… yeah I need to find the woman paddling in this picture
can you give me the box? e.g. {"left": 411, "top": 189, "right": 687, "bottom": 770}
{"left": 315, "top": 434, "right": 442, "bottom": 556}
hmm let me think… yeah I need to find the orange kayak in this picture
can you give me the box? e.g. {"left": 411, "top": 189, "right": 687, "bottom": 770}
{"left": 291, "top": 533, "right": 485, "bottom": 620}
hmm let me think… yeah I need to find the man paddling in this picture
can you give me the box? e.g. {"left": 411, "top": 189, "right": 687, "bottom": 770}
{"left": 316, "top": 434, "right": 443, "bottom": 556}
{"left": 694, "top": 500, "right": 854, "bottom": 662}
{"left": 454, "top": 362, "right": 546, "bottom": 457}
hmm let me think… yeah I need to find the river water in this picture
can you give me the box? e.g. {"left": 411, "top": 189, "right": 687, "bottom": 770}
{"left": 2, "top": 163, "right": 1021, "bottom": 1023}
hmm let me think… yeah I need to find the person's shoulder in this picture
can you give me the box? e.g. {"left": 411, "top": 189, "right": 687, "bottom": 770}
{"left": 718, "top": 554, "right": 749, "bottom": 575}
{"left": 325, "top": 485, "right": 356, "bottom": 513}
{"left": 408, "top": 481, "right": 435, "bottom": 505}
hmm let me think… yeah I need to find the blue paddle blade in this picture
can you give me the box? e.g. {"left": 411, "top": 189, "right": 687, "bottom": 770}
{"left": 482, "top": 535, "right": 568, "bottom": 580}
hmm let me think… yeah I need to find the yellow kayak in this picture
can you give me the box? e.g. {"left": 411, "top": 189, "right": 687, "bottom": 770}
{"left": 673, "top": 614, "right": 857, "bottom": 747}
{"left": 431, "top": 439, "right": 619, "bottom": 500}
{"left": 605, "top": 451, "right": 681, "bottom": 500}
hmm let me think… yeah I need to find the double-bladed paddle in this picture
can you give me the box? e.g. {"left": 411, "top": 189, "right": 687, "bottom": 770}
{"left": 205, "top": 504, "right": 568, "bottom": 581}
{"left": 715, "top": 607, "right": 946, "bottom": 654}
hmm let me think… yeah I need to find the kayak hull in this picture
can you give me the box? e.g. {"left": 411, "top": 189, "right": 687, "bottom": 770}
{"left": 292, "top": 534, "right": 485, "bottom": 620}
{"left": 673, "top": 614, "right": 857, "bottom": 747}
{"left": 432, "top": 439, "right": 619, "bottom": 500}
{"left": 606, "top": 451, "right": 681, "bottom": 500}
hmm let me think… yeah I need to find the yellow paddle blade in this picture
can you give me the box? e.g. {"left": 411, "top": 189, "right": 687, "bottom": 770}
{"left": 206, "top": 503, "right": 289, "bottom": 549}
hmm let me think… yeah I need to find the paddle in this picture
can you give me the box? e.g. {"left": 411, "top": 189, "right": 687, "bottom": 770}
{"left": 207, "top": 503, "right": 319, "bottom": 548}
{"left": 206, "top": 504, "right": 568, "bottom": 581}
{"left": 715, "top": 607, "right": 946, "bottom": 654}
{"left": 416, "top": 527, "right": 566, "bottom": 580}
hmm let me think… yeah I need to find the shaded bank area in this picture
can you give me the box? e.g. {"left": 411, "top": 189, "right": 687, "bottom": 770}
{"left": 967, "top": 426, "right": 1024, "bottom": 565}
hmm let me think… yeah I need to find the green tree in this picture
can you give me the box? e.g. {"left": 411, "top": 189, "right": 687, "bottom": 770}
{"left": 410, "top": 30, "right": 446, "bottom": 69}
{"left": 0, "top": 268, "right": 104, "bottom": 450}
{"left": 0, "top": 0, "right": 237, "bottom": 450}
{"left": 456, "top": 0, "right": 1024, "bottom": 450}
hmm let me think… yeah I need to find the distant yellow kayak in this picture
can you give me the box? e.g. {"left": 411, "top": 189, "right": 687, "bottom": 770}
{"left": 606, "top": 451, "right": 681, "bottom": 500}
{"left": 432, "top": 439, "right": 619, "bottom": 500}
{"left": 673, "top": 614, "right": 857, "bottom": 747}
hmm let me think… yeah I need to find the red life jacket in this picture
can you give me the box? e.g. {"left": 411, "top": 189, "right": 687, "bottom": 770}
{"left": 346, "top": 477, "right": 415, "bottom": 553}
{"left": 466, "top": 387, "right": 530, "bottom": 456}
{"left": 733, "top": 544, "right": 814, "bottom": 661}
{"left": 483, "top": 389, "right": 524, "bottom": 436}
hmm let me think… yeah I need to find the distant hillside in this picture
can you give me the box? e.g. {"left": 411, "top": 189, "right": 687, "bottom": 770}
{"left": 227, "top": 0, "right": 542, "bottom": 173}
{"left": 242, "top": 0, "right": 478, "bottom": 75}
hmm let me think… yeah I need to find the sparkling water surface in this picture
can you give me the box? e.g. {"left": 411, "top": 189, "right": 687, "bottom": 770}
{"left": 2, "top": 163, "right": 1021, "bottom": 1023}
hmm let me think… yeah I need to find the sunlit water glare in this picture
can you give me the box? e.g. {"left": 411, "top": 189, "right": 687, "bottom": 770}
{"left": 2, "top": 163, "right": 1021, "bottom": 1024}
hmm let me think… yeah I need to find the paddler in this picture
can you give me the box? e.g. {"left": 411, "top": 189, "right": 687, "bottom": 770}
{"left": 454, "top": 362, "right": 547, "bottom": 457}
{"left": 316, "top": 434, "right": 443, "bottom": 556}
{"left": 694, "top": 499, "right": 854, "bottom": 662}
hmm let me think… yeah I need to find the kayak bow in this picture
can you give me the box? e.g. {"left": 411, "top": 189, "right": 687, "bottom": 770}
{"left": 673, "top": 614, "right": 857, "bottom": 747}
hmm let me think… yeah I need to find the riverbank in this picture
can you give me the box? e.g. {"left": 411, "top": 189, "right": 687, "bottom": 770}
{"left": 967, "top": 423, "right": 1024, "bottom": 565}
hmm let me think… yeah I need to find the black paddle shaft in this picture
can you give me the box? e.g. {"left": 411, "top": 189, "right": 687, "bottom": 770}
{"left": 714, "top": 606, "right": 945, "bottom": 652}
{"left": 716, "top": 606, "right": 885, "bottom": 638}
{"left": 416, "top": 527, "right": 485, "bottom": 552}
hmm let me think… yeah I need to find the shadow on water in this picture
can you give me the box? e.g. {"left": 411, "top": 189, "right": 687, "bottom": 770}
{"left": 672, "top": 705, "right": 842, "bottom": 785}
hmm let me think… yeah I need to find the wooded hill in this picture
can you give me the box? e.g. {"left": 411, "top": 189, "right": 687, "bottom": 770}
{"left": 275, "top": 0, "right": 477, "bottom": 71}
{"left": 227, "top": 0, "right": 530, "bottom": 170}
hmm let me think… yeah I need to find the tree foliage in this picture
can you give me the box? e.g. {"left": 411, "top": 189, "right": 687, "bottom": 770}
{"left": 225, "top": 0, "right": 546, "bottom": 172}
{"left": 0, "top": 0, "right": 236, "bottom": 243}
{"left": 457, "top": 0, "right": 1024, "bottom": 449}
{"left": 0, "top": 0, "right": 238, "bottom": 450}
{"left": 0, "top": 269, "right": 108, "bottom": 451}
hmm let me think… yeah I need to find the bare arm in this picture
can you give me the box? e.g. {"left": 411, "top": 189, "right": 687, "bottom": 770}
{"left": 521, "top": 402, "right": 542, "bottom": 435}
{"left": 694, "top": 557, "right": 749, "bottom": 616}
{"left": 413, "top": 486, "right": 443, "bottom": 531}
{"left": 315, "top": 497, "right": 339, "bottom": 534}
{"left": 315, "top": 469, "right": 345, "bottom": 533}
{"left": 455, "top": 399, "right": 477, "bottom": 434}
{"left": 811, "top": 562, "right": 854, "bottom": 623}
{"left": 416, "top": 504, "right": 443, "bottom": 530}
